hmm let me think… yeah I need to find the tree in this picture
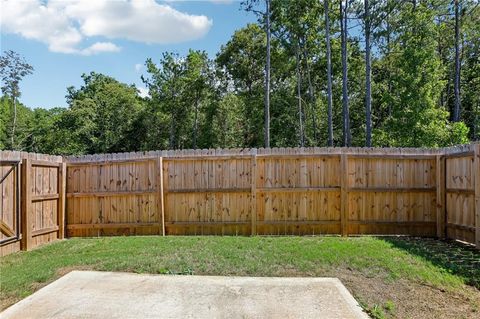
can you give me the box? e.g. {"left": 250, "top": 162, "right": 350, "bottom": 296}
{"left": 63, "top": 72, "right": 144, "bottom": 153}
{"left": 340, "top": 0, "right": 351, "bottom": 146}
{"left": 25, "top": 108, "right": 66, "bottom": 154}
{"left": 0, "top": 50, "right": 33, "bottom": 150}
{"left": 434, "top": 0, "right": 479, "bottom": 139}
{"left": 265, "top": 0, "right": 271, "bottom": 147}
{"left": 211, "top": 93, "right": 245, "bottom": 148}
{"left": 142, "top": 51, "right": 219, "bottom": 150}
{"left": 460, "top": 1, "right": 480, "bottom": 140}
{"left": 295, "top": 39, "right": 305, "bottom": 147}
{"left": 364, "top": 0, "right": 372, "bottom": 146}
{"left": 324, "top": 0, "right": 334, "bottom": 146}
{"left": 217, "top": 24, "right": 267, "bottom": 147}
{"left": 241, "top": 0, "right": 272, "bottom": 147}
{"left": 1, "top": 0, "right": 476, "bottom": 154}
{"left": 0, "top": 96, "right": 33, "bottom": 151}
{"left": 269, "top": 0, "right": 325, "bottom": 147}
{"left": 183, "top": 50, "right": 216, "bottom": 149}
{"left": 143, "top": 53, "right": 187, "bottom": 149}
{"left": 378, "top": 1, "right": 468, "bottom": 147}
{"left": 453, "top": 0, "right": 461, "bottom": 122}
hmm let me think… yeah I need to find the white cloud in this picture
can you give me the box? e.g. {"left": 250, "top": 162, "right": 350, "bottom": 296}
{"left": 209, "top": 0, "right": 235, "bottom": 4}
{"left": 0, "top": 0, "right": 213, "bottom": 55}
{"left": 166, "top": 0, "right": 234, "bottom": 4}
{"left": 0, "top": 0, "right": 82, "bottom": 54}
{"left": 135, "top": 63, "right": 144, "bottom": 72}
{"left": 137, "top": 87, "right": 150, "bottom": 98}
{"left": 67, "top": 0, "right": 213, "bottom": 44}
{"left": 80, "top": 42, "right": 121, "bottom": 56}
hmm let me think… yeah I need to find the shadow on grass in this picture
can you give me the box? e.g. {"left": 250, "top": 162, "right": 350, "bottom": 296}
{"left": 380, "top": 237, "right": 480, "bottom": 289}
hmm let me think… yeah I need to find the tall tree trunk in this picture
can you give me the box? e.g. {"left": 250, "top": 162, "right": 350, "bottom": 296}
{"left": 453, "top": 0, "right": 461, "bottom": 122}
{"left": 11, "top": 97, "right": 17, "bottom": 150}
{"left": 365, "top": 0, "right": 372, "bottom": 146}
{"left": 324, "top": 0, "right": 334, "bottom": 147}
{"left": 296, "top": 43, "right": 305, "bottom": 147}
{"left": 169, "top": 115, "right": 176, "bottom": 149}
{"left": 386, "top": 1, "right": 392, "bottom": 118}
{"left": 340, "top": 0, "right": 351, "bottom": 146}
{"left": 302, "top": 38, "right": 318, "bottom": 145}
{"left": 193, "top": 96, "right": 199, "bottom": 149}
{"left": 475, "top": 102, "right": 479, "bottom": 141}
{"left": 264, "top": 0, "right": 271, "bottom": 147}
{"left": 169, "top": 85, "right": 176, "bottom": 149}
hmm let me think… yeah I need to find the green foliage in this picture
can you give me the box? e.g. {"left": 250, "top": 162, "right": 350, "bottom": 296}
{"left": 141, "top": 50, "right": 220, "bottom": 150}
{"left": 53, "top": 72, "right": 144, "bottom": 154}
{"left": 364, "top": 304, "right": 387, "bottom": 319}
{"left": 0, "top": 96, "right": 33, "bottom": 150}
{"left": 0, "top": 50, "right": 34, "bottom": 150}
{"left": 372, "top": 1, "right": 470, "bottom": 147}
{"left": 0, "top": 97, "right": 7, "bottom": 149}
{"left": 1, "top": 0, "right": 478, "bottom": 153}
{"left": 211, "top": 93, "right": 245, "bottom": 148}
{"left": 0, "top": 50, "right": 33, "bottom": 100}
{"left": 25, "top": 107, "right": 66, "bottom": 154}
{"left": 217, "top": 24, "right": 267, "bottom": 147}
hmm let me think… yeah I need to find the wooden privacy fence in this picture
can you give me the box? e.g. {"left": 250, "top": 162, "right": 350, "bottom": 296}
{"left": 64, "top": 143, "right": 480, "bottom": 248}
{"left": 0, "top": 151, "right": 65, "bottom": 256}
{"left": 65, "top": 149, "right": 438, "bottom": 237}
{"left": 1, "top": 143, "right": 479, "bottom": 256}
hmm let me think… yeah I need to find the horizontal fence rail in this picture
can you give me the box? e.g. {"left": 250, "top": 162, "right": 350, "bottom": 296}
{"left": 1, "top": 143, "right": 479, "bottom": 256}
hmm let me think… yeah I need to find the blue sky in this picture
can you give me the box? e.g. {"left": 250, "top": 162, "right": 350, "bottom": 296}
{"left": 1, "top": 0, "right": 257, "bottom": 109}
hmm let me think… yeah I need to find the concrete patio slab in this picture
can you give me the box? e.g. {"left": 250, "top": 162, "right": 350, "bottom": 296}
{"left": 1, "top": 271, "right": 368, "bottom": 319}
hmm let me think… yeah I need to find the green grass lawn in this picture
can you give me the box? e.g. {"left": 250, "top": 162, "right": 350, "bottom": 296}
{"left": 1, "top": 236, "right": 479, "bottom": 318}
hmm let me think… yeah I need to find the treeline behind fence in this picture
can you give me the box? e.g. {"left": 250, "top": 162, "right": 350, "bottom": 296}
{"left": 1, "top": 143, "right": 479, "bottom": 256}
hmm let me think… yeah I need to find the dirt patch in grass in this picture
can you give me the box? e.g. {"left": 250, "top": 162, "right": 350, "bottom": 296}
{"left": 383, "top": 237, "right": 480, "bottom": 289}
{"left": 262, "top": 265, "right": 479, "bottom": 319}
{"left": 338, "top": 270, "right": 479, "bottom": 319}
{"left": 0, "top": 296, "right": 17, "bottom": 313}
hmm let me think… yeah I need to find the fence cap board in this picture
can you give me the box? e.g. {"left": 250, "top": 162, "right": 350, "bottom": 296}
{"left": 62, "top": 146, "right": 452, "bottom": 163}
{"left": 443, "top": 142, "right": 477, "bottom": 155}
{"left": 0, "top": 151, "right": 62, "bottom": 162}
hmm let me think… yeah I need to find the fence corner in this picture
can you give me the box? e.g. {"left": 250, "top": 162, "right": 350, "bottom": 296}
{"left": 474, "top": 144, "right": 480, "bottom": 249}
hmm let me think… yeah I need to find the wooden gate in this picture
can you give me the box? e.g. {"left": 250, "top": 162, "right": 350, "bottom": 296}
{"left": 0, "top": 160, "right": 20, "bottom": 255}
{"left": 21, "top": 159, "right": 66, "bottom": 250}
{"left": 1, "top": 152, "right": 65, "bottom": 256}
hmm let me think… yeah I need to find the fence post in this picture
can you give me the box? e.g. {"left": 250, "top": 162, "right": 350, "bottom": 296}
{"left": 21, "top": 158, "right": 32, "bottom": 250}
{"left": 251, "top": 149, "right": 257, "bottom": 236}
{"left": 57, "top": 162, "right": 66, "bottom": 239}
{"left": 474, "top": 143, "right": 480, "bottom": 249}
{"left": 340, "top": 153, "right": 348, "bottom": 237}
{"left": 157, "top": 156, "right": 165, "bottom": 236}
{"left": 436, "top": 154, "right": 446, "bottom": 239}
